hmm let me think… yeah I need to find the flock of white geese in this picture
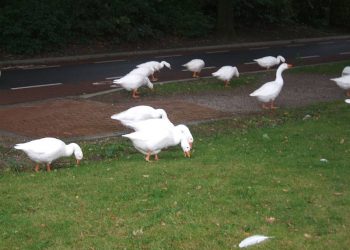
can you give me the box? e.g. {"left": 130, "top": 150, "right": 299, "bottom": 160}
{"left": 12, "top": 55, "right": 350, "bottom": 171}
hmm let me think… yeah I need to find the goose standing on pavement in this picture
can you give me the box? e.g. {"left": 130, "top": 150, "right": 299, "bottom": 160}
{"left": 212, "top": 66, "right": 239, "bottom": 87}
{"left": 254, "top": 55, "right": 285, "bottom": 70}
{"left": 330, "top": 74, "right": 350, "bottom": 96}
{"left": 137, "top": 61, "right": 171, "bottom": 81}
{"left": 14, "top": 137, "right": 83, "bottom": 172}
{"left": 111, "top": 105, "right": 168, "bottom": 126}
{"left": 250, "top": 63, "right": 292, "bottom": 109}
{"left": 113, "top": 73, "right": 153, "bottom": 98}
{"left": 182, "top": 59, "right": 205, "bottom": 78}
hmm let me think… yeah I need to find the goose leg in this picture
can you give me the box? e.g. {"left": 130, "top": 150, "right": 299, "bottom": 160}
{"left": 151, "top": 74, "right": 158, "bottom": 81}
{"left": 262, "top": 103, "right": 269, "bottom": 109}
{"left": 132, "top": 89, "right": 140, "bottom": 98}
{"left": 224, "top": 80, "right": 229, "bottom": 87}
{"left": 46, "top": 164, "right": 51, "bottom": 172}
{"left": 145, "top": 152, "right": 151, "bottom": 162}
{"left": 270, "top": 101, "right": 278, "bottom": 109}
{"left": 347, "top": 90, "right": 350, "bottom": 97}
{"left": 35, "top": 164, "right": 40, "bottom": 172}
{"left": 154, "top": 154, "right": 159, "bottom": 161}
{"left": 192, "top": 72, "right": 197, "bottom": 78}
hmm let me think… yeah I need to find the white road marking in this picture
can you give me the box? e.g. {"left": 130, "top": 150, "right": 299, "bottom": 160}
{"left": 94, "top": 59, "right": 126, "bottom": 64}
{"left": 105, "top": 76, "right": 123, "bottom": 80}
{"left": 339, "top": 51, "right": 350, "bottom": 55}
{"left": 300, "top": 55, "right": 320, "bottom": 59}
{"left": 154, "top": 54, "right": 182, "bottom": 58}
{"left": 20, "top": 65, "right": 61, "bottom": 70}
{"left": 249, "top": 46, "right": 270, "bottom": 50}
{"left": 244, "top": 62, "right": 257, "bottom": 65}
{"left": 205, "top": 50, "right": 230, "bottom": 54}
{"left": 11, "top": 82, "right": 62, "bottom": 90}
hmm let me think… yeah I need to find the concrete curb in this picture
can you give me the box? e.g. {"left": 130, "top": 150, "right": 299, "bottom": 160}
{"left": 1, "top": 35, "right": 350, "bottom": 67}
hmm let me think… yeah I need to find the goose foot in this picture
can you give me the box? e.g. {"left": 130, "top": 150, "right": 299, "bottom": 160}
{"left": 151, "top": 74, "right": 158, "bottom": 81}
{"left": 270, "top": 101, "right": 278, "bottom": 109}
{"left": 132, "top": 90, "right": 140, "bottom": 98}
{"left": 262, "top": 103, "right": 269, "bottom": 109}
{"left": 145, "top": 153, "right": 151, "bottom": 162}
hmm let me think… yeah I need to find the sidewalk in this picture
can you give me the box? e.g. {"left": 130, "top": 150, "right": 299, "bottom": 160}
{"left": 0, "top": 70, "right": 344, "bottom": 147}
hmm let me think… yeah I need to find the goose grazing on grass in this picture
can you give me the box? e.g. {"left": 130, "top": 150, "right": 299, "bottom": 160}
{"left": 250, "top": 63, "right": 292, "bottom": 109}
{"left": 113, "top": 73, "right": 153, "bottom": 98}
{"left": 137, "top": 61, "right": 171, "bottom": 81}
{"left": 14, "top": 137, "right": 83, "bottom": 172}
{"left": 254, "top": 55, "right": 285, "bottom": 70}
{"left": 342, "top": 66, "right": 350, "bottom": 76}
{"left": 182, "top": 59, "right": 205, "bottom": 78}
{"left": 122, "top": 124, "right": 191, "bottom": 162}
{"left": 212, "top": 66, "right": 239, "bottom": 87}
{"left": 330, "top": 74, "right": 350, "bottom": 96}
{"left": 111, "top": 105, "right": 168, "bottom": 126}
{"left": 125, "top": 119, "right": 194, "bottom": 148}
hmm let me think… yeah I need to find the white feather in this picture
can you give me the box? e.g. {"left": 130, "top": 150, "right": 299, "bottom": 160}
{"left": 345, "top": 99, "right": 350, "bottom": 104}
{"left": 239, "top": 235, "right": 272, "bottom": 248}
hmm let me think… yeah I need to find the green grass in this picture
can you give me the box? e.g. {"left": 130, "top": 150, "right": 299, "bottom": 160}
{"left": 290, "top": 60, "right": 350, "bottom": 75}
{"left": 1, "top": 101, "right": 350, "bottom": 249}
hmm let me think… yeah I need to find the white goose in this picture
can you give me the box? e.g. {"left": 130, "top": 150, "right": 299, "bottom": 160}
{"left": 125, "top": 119, "right": 194, "bottom": 148}
{"left": 122, "top": 124, "right": 191, "bottom": 161}
{"left": 212, "top": 66, "right": 239, "bottom": 87}
{"left": 137, "top": 61, "right": 171, "bottom": 81}
{"left": 128, "top": 67, "right": 156, "bottom": 81}
{"left": 254, "top": 55, "right": 285, "bottom": 70}
{"left": 113, "top": 73, "right": 153, "bottom": 98}
{"left": 342, "top": 66, "right": 350, "bottom": 76}
{"left": 250, "top": 63, "right": 292, "bottom": 109}
{"left": 182, "top": 59, "right": 205, "bottom": 78}
{"left": 14, "top": 137, "right": 83, "bottom": 172}
{"left": 330, "top": 74, "right": 350, "bottom": 96}
{"left": 111, "top": 105, "right": 168, "bottom": 126}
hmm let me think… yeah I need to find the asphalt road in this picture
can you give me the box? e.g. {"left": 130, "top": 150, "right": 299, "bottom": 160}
{"left": 1, "top": 37, "right": 350, "bottom": 104}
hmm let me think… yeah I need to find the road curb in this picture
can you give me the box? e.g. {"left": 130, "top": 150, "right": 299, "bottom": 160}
{"left": 1, "top": 35, "right": 350, "bottom": 67}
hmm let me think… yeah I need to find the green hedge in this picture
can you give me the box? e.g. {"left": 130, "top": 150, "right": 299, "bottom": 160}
{"left": 0, "top": 0, "right": 345, "bottom": 55}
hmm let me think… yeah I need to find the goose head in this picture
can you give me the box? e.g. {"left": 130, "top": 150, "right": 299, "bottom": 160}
{"left": 277, "top": 55, "right": 286, "bottom": 63}
{"left": 234, "top": 66, "right": 240, "bottom": 77}
{"left": 156, "top": 108, "right": 168, "bottom": 119}
{"left": 175, "top": 124, "right": 194, "bottom": 148}
{"left": 180, "top": 138, "right": 191, "bottom": 158}
{"left": 160, "top": 61, "right": 171, "bottom": 69}
{"left": 67, "top": 143, "right": 83, "bottom": 165}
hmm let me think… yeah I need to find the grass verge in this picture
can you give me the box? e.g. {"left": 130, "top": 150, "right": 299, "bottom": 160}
{"left": 0, "top": 101, "right": 349, "bottom": 249}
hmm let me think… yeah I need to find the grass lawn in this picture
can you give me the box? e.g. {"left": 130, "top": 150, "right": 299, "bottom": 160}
{"left": 0, "top": 100, "right": 349, "bottom": 249}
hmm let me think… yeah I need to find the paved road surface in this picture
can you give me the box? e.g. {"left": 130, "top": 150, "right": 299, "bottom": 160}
{"left": 0, "top": 37, "right": 350, "bottom": 104}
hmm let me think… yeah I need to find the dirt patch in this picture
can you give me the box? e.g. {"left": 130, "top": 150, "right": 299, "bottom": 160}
{"left": 0, "top": 98, "right": 230, "bottom": 141}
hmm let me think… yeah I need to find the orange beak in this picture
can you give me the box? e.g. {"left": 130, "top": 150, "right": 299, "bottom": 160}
{"left": 287, "top": 64, "right": 293, "bottom": 68}
{"left": 184, "top": 151, "right": 191, "bottom": 158}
